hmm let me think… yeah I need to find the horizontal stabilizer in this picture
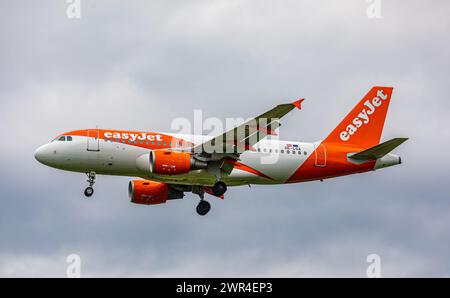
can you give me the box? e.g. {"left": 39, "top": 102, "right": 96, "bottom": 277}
{"left": 350, "top": 138, "right": 408, "bottom": 161}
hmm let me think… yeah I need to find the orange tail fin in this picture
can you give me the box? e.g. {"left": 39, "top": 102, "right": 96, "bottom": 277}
{"left": 323, "top": 86, "right": 393, "bottom": 148}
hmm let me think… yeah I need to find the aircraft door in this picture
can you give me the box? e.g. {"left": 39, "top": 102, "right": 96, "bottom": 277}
{"left": 314, "top": 143, "right": 327, "bottom": 167}
{"left": 87, "top": 129, "right": 100, "bottom": 151}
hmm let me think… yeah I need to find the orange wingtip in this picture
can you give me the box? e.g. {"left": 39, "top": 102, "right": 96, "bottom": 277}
{"left": 292, "top": 98, "right": 305, "bottom": 110}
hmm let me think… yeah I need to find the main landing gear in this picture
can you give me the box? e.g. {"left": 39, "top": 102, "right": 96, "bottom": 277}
{"left": 196, "top": 200, "right": 211, "bottom": 216}
{"left": 192, "top": 186, "right": 210, "bottom": 216}
{"left": 212, "top": 181, "right": 227, "bottom": 197}
{"left": 193, "top": 181, "right": 228, "bottom": 216}
{"left": 84, "top": 171, "right": 96, "bottom": 198}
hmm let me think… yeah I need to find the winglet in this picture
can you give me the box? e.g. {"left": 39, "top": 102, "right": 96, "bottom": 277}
{"left": 292, "top": 98, "right": 305, "bottom": 110}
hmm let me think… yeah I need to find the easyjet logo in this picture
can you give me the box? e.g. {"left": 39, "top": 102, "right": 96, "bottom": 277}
{"left": 340, "top": 90, "right": 388, "bottom": 141}
{"left": 104, "top": 131, "right": 163, "bottom": 142}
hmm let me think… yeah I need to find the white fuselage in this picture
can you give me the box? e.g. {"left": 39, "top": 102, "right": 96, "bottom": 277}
{"left": 35, "top": 128, "right": 401, "bottom": 188}
{"left": 35, "top": 132, "right": 318, "bottom": 186}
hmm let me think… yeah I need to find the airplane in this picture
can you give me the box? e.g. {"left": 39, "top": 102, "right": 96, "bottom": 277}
{"left": 34, "top": 86, "right": 407, "bottom": 216}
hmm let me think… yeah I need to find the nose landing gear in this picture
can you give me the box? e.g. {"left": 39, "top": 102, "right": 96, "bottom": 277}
{"left": 84, "top": 171, "right": 96, "bottom": 198}
{"left": 84, "top": 186, "right": 94, "bottom": 197}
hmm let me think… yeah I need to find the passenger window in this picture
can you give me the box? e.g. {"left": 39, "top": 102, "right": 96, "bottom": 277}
{"left": 257, "top": 148, "right": 261, "bottom": 152}
{"left": 304, "top": 151, "right": 307, "bottom": 155}
{"left": 286, "top": 150, "right": 290, "bottom": 154}
{"left": 281, "top": 150, "right": 284, "bottom": 154}
{"left": 263, "top": 148, "right": 267, "bottom": 153}
{"left": 67, "top": 136, "right": 73, "bottom": 141}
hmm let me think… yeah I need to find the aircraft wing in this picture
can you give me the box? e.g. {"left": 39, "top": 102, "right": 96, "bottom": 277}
{"left": 192, "top": 98, "right": 304, "bottom": 160}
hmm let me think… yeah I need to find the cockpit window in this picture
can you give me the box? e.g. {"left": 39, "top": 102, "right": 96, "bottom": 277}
{"left": 51, "top": 136, "right": 66, "bottom": 142}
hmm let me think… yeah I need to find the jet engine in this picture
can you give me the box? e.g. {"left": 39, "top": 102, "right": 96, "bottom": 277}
{"left": 128, "top": 180, "right": 183, "bottom": 205}
{"left": 136, "top": 150, "right": 207, "bottom": 175}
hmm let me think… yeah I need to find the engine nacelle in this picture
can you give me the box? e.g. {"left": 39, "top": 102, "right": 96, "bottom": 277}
{"left": 136, "top": 150, "right": 207, "bottom": 175}
{"left": 128, "top": 180, "right": 183, "bottom": 205}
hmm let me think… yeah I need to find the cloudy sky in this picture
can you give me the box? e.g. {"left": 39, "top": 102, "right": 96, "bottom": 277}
{"left": 1, "top": 0, "right": 449, "bottom": 277}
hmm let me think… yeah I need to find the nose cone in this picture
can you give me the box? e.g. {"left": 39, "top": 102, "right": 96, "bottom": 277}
{"left": 34, "top": 144, "right": 51, "bottom": 165}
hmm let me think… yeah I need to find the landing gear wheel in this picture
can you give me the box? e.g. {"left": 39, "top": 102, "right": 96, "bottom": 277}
{"left": 84, "top": 171, "right": 96, "bottom": 198}
{"left": 84, "top": 187, "right": 94, "bottom": 197}
{"left": 212, "top": 181, "right": 227, "bottom": 197}
{"left": 196, "top": 200, "right": 211, "bottom": 216}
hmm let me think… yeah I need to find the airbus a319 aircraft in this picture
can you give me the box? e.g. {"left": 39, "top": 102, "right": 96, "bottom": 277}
{"left": 35, "top": 86, "right": 407, "bottom": 216}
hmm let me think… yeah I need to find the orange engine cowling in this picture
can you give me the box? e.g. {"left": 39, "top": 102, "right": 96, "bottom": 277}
{"left": 151, "top": 150, "right": 191, "bottom": 175}
{"left": 136, "top": 150, "right": 208, "bottom": 175}
{"left": 128, "top": 180, "right": 183, "bottom": 205}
